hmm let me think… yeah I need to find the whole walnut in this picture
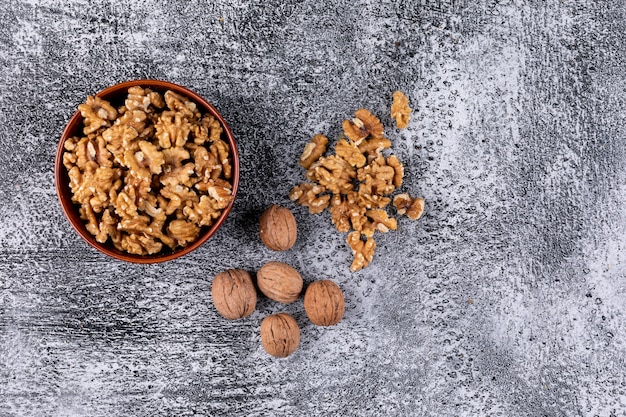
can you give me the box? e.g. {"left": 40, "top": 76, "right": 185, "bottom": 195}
{"left": 211, "top": 269, "right": 257, "bottom": 320}
{"left": 256, "top": 261, "right": 303, "bottom": 303}
{"left": 260, "top": 313, "right": 300, "bottom": 358}
{"left": 303, "top": 280, "right": 345, "bottom": 326}
{"left": 259, "top": 204, "right": 297, "bottom": 251}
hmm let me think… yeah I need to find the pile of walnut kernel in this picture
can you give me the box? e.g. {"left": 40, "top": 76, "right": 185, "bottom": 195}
{"left": 290, "top": 91, "right": 424, "bottom": 271}
{"left": 62, "top": 87, "right": 233, "bottom": 255}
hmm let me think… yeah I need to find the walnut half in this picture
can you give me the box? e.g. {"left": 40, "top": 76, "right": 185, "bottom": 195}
{"left": 346, "top": 231, "right": 376, "bottom": 272}
{"left": 393, "top": 194, "right": 425, "bottom": 220}
{"left": 300, "top": 134, "right": 328, "bottom": 169}
{"left": 391, "top": 90, "right": 412, "bottom": 129}
{"left": 289, "top": 183, "right": 330, "bottom": 214}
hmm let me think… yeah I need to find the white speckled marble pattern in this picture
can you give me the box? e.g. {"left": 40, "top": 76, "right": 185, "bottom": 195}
{"left": 1, "top": 0, "right": 625, "bottom": 416}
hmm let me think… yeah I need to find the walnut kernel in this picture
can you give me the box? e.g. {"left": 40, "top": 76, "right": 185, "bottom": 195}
{"left": 335, "top": 139, "right": 366, "bottom": 168}
{"left": 357, "top": 136, "right": 392, "bottom": 158}
{"left": 342, "top": 108, "right": 384, "bottom": 142}
{"left": 393, "top": 194, "right": 425, "bottom": 220}
{"left": 306, "top": 155, "right": 356, "bottom": 195}
{"left": 363, "top": 209, "right": 397, "bottom": 236}
{"left": 391, "top": 90, "right": 411, "bottom": 129}
{"left": 289, "top": 183, "right": 330, "bottom": 214}
{"left": 78, "top": 96, "right": 118, "bottom": 135}
{"left": 346, "top": 231, "right": 376, "bottom": 272}
{"left": 300, "top": 134, "right": 328, "bottom": 169}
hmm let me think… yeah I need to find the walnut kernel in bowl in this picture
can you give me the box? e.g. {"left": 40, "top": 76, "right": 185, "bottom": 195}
{"left": 55, "top": 80, "right": 239, "bottom": 262}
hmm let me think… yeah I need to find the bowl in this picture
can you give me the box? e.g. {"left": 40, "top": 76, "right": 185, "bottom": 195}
{"left": 54, "top": 80, "right": 240, "bottom": 263}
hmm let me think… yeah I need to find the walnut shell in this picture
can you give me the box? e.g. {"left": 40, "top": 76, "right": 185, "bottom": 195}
{"left": 260, "top": 313, "right": 300, "bottom": 358}
{"left": 256, "top": 261, "right": 303, "bottom": 303}
{"left": 259, "top": 204, "right": 297, "bottom": 251}
{"left": 211, "top": 269, "right": 257, "bottom": 320}
{"left": 303, "top": 280, "right": 345, "bottom": 326}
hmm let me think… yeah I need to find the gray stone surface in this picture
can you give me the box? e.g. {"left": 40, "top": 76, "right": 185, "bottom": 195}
{"left": 1, "top": 0, "right": 625, "bottom": 416}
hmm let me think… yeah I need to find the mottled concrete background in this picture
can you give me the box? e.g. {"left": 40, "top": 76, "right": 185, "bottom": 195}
{"left": 1, "top": 0, "right": 625, "bottom": 416}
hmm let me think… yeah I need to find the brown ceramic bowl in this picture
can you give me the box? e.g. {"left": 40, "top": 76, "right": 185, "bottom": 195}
{"left": 54, "top": 80, "right": 240, "bottom": 263}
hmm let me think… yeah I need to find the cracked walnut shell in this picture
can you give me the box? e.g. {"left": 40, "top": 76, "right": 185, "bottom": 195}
{"left": 304, "top": 280, "right": 345, "bottom": 326}
{"left": 259, "top": 205, "right": 297, "bottom": 251}
{"left": 211, "top": 269, "right": 257, "bottom": 320}
{"left": 260, "top": 313, "right": 300, "bottom": 358}
{"left": 256, "top": 261, "right": 303, "bottom": 303}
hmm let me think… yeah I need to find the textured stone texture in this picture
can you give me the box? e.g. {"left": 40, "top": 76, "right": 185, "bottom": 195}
{"left": 1, "top": 0, "right": 626, "bottom": 416}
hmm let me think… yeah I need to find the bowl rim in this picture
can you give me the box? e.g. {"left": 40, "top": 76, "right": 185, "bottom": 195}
{"left": 54, "top": 79, "right": 240, "bottom": 263}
